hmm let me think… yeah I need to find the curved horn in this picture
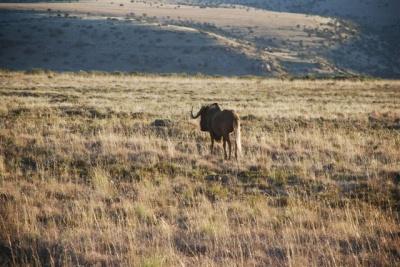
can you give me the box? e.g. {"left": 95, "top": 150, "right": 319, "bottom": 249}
{"left": 191, "top": 106, "right": 202, "bottom": 119}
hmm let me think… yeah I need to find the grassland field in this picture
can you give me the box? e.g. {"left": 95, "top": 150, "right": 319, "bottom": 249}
{"left": 0, "top": 70, "right": 399, "bottom": 266}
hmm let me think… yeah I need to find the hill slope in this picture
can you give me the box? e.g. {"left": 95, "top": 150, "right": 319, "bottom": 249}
{"left": 0, "top": 0, "right": 399, "bottom": 77}
{"left": 175, "top": 0, "right": 400, "bottom": 26}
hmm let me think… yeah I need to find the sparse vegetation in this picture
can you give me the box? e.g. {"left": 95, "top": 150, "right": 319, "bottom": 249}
{"left": 0, "top": 71, "right": 399, "bottom": 266}
{"left": 1, "top": 2, "right": 398, "bottom": 77}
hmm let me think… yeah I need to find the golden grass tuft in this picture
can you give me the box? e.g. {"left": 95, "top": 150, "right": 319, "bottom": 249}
{"left": 91, "top": 167, "right": 114, "bottom": 196}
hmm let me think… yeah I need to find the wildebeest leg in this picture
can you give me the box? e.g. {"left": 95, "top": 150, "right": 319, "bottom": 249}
{"left": 210, "top": 134, "right": 214, "bottom": 155}
{"left": 227, "top": 135, "right": 232, "bottom": 160}
{"left": 223, "top": 136, "right": 227, "bottom": 159}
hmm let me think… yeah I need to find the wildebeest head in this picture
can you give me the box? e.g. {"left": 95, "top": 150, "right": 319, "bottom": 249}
{"left": 191, "top": 103, "right": 221, "bottom": 131}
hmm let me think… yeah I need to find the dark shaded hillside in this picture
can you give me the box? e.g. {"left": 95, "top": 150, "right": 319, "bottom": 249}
{"left": 0, "top": 10, "right": 264, "bottom": 75}
{"left": 0, "top": 1, "right": 399, "bottom": 77}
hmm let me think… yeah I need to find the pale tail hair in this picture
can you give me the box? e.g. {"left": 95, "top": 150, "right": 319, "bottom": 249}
{"left": 233, "top": 114, "right": 242, "bottom": 158}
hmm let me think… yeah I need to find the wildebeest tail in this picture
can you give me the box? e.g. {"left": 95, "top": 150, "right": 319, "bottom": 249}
{"left": 233, "top": 113, "right": 242, "bottom": 157}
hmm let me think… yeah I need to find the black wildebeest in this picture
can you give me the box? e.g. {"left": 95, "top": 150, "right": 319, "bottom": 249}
{"left": 191, "top": 103, "right": 241, "bottom": 160}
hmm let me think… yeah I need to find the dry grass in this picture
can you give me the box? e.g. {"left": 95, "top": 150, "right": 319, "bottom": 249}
{"left": 0, "top": 71, "right": 399, "bottom": 266}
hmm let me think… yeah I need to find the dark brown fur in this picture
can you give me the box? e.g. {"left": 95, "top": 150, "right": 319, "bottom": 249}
{"left": 191, "top": 103, "right": 241, "bottom": 160}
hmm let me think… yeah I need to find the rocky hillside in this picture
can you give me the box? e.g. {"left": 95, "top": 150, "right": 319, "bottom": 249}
{"left": 172, "top": 0, "right": 400, "bottom": 77}
{"left": 0, "top": 0, "right": 399, "bottom": 77}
